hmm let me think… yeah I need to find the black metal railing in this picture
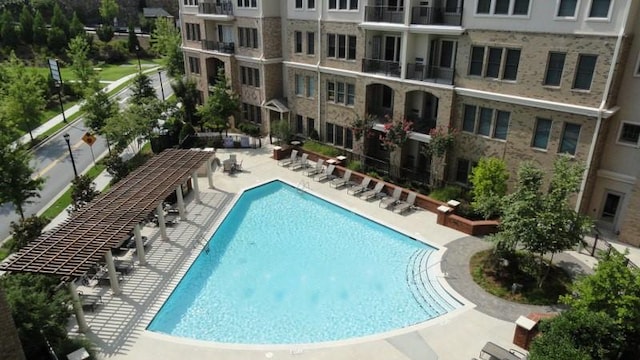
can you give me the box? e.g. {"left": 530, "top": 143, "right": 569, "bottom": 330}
{"left": 406, "top": 63, "right": 454, "bottom": 85}
{"left": 411, "top": 6, "right": 462, "bottom": 26}
{"left": 202, "top": 40, "right": 235, "bottom": 54}
{"left": 198, "top": 0, "right": 234, "bottom": 15}
{"left": 363, "top": 58, "right": 401, "bottom": 77}
{"left": 365, "top": 6, "right": 405, "bottom": 23}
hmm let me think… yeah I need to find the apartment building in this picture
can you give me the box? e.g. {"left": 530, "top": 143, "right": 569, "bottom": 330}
{"left": 179, "top": 0, "right": 640, "bottom": 246}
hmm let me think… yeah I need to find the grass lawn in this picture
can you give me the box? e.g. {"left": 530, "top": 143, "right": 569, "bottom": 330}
{"left": 470, "top": 249, "right": 573, "bottom": 305}
{"left": 31, "top": 59, "right": 163, "bottom": 83}
{"left": 40, "top": 164, "right": 106, "bottom": 221}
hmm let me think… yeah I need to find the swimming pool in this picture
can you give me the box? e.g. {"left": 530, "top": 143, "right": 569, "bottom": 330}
{"left": 147, "top": 180, "right": 460, "bottom": 344}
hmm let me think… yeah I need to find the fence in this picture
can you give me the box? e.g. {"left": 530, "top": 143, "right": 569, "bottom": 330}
{"left": 579, "top": 231, "right": 638, "bottom": 270}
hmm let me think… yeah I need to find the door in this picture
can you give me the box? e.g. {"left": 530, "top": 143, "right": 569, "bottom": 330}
{"left": 384, "top": 36, "right": 401, "bottom": 62}
{"left": 599, "top": 191, "right": 624, "bottom": 230}
{"left": 218, "top": 25, "right": 234, "bottom": 43}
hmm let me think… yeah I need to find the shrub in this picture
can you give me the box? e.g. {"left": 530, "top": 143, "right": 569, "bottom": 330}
{"left": 96, "top": 24, "right": 114, "bottom": 42}
{"left": 302, "top": 141, "right": 341, "bottom": 157}
{"left": 429, "top": 185, "right": 465, "bottom": 202}
{"left": 96, "top": 40, "right": 128, "bottom": 63}
{"left": 347, "top": 160, "right": 362, "bottom": 172}
{"left": 47, "top": 27, "right": 67, "bottom": 53}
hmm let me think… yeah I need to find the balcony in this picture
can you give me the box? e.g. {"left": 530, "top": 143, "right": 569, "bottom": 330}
{"left": 202, "top": 40, "right": 235, "bottom": 54}
{"left": 198, "top": 0, "right": 233, "bottom": 15}
{"left": 407, "top": 115, "right": 437, "bottom": 135}
{"left": 362, "top": 58, "right": 401, "bottom": 78}
{"left": 411, "top": 6, "right": 462, "bottom": 26}
{"left": 406, "top": 63, "right": 454, "bottom": 85}
{"left": 364, "top": 6, "right": 405, "bottom": 23}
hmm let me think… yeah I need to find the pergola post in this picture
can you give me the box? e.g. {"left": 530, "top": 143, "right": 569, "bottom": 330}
{"left": 68, "top": 282, "right": 89, "bottom": 333}
{"left": 104, "top": 251, "right": 121, "bottom": 295}
{"left": 192, "top": 171, "right": 201, "bottom": 204}
{"left": 133, "top": 224, "right": 146, "bottom": 265}
{"left": 156, "top": 203, "right": 168, "bottom": 240}
{"left": 206, "top": 160, "right": 214, "bottom": 189}
{"left": 176, "top": 185, "right": 187, "bottom": 220}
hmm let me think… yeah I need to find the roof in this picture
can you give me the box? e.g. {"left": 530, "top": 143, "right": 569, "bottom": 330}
{"left": 143, "top": 7, "right": 174, "bottom": 18}
{"left": 264, "top": 98, "right": 290, "bottom": 113}
{"left": 0, "top": 149, "right": 214, "bottom": 278}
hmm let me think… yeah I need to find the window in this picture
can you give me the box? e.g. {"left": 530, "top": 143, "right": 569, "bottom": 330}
{"left": 327, "top": 34, "right": 356, "bottom": 60}
{"left": 513, "top": 0, "right": 530, "bottom": 14}
{"left": 326, "top": 122, "right": 334, "bottom": 143}
{"left": 495, "top": 0, "right": 510, "bottom": 14}
{"left": 477, "top": 0, "right": 491, "bottom": 13}
{"left": 295, "top": 75, "right": 304, "bottom": 95}
{"left": 469, "top": 46, "right": 521, "bottom": 80}
{"left": 544, "top": 52, "right": 566, "bottom": 86}
{"left": 557, "top": 0, "right": 578, "bottom": 17}
{"left": 295, "top": 0, "right": 303, "bottom": 8}
{"left": 439, "top": 40, "right": 455, "bottom": 68}
{"left": 185, "top": 23, "right": 201, "bottom": 41}
{"left": 324, "top": 123, "right": 351, "bottom": 148}
{"left": 307, "top": 118, "right": 315, "bottom": 137}
{"left": 336, "top": 125, "right": 344, "bottom": 146}
{"left": 240, "top": 66, "right": 260, "bottom": 87}
{"left": 237, "top": 0, "right": 257, "bottom": 8}
{"left": 188, "top": 56, "right": 200, "bottom": 74}
{"left": 618, "top": 123, "right": 640, "bottom": 145}
{"left": 455, "top": 159, "right": 471, "bottom": 184}
{"left": 462, "top": 105, "right": 510, "bottom": 139}
{"left": 242, "top": 103, "right": 262, "bottom": 123}
{"left": 294, "top": 31, "right": 302, "bottom": 53}
{"left": 329, "top": 0, "right": 358, "bottom": 10}
{"left": 573, "top": 54, "right": 597, "bottom": 90}
{"left": 559, "top": 123, "right": 581, "bottom": 155}
{"left": 306, "top": 76, "right": 315, "bottom": 97}
{"left": 589, "top": 0, "right": 611, "bottom": 18}
{"left": 307, "top": 32, "right": 315, "bottom": 55}
{"left": 308, "top": 0, "right": 316, "bottom": 9}
{"left": 476, "top": 0, "right": 530, "bottom": 15}
{"left": 238, "top": 27, "right": 258, "bottom": 48}
{"left": 184, "top": 0, "right": 199, "bottom": 5}
{"left": 345, "top": 128, "right": 353, "bottom": 149}
{"left": 326, "top": 80, "right": 355, "bottom": 106}
{"left": 532, "top": 118, "right": 552, "bottom": 149}
{"left": 296, "top": 115, "right": 304, "bottom": 133}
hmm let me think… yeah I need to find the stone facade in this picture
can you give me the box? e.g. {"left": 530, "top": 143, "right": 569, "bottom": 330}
{"left": 456, "top": 30, "right": 617, "bottom": 108}
{"left": 260, "top": 17, "right": 283, "bottom": 59}
{"left": 320, "top": 22, "right": 365, "bottom": 73}
{"left": 287, "top": 20, "right": 319, "bottom": 65}
{"left": 620, "top": 179, "right": 640, "bottom": 246}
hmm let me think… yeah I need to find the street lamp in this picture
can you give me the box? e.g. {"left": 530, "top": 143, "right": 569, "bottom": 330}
{"left": 63, "top": 133, "right": 78, "bottom": 179}
{"left": 158, "top": 70, "right": 165, "bottom": 100}
{"left": 135, "top": 45, "right": 142, "bottom": 73}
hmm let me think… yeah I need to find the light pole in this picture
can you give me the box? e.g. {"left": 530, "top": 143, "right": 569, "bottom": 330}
{"left": 63, "top": 133, "right": 78, "bottom": 179}
{"left": 158, "top": 70, "right": 165, "bottom": 100}
{"left": 135, "top": 45, "right": 142, "bottom": 73}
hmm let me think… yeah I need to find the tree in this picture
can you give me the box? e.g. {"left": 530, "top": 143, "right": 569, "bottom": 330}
{"left": 150, "top": 17, "right": 184, "bottom": 77}
{"left": 99, "top": 0, "right": 119, "bottom": 25}
{"left": 271, "top": 119, "right": 292, "bottom": 145}
{"left": 197, "top": 69, "right": 240, "bottom": 134}
{"left": 104, "top": 98, "right": 166, "bottom": 153}
{"left": 529, "top": 309, "right": 623, "bottom": 360}
{"left": 350, "top": 113, "right": 376, "bottom": 163}
{"left": 67, "top": 35, "right": 98, "bottom": 95}
{"left": 1, "top": 9, "right": 17, "bottom": 48}
{"left": 0, "top": 146, "right": 44, "bottom": 220}
{"left": 68, "top": 11, "right": 86, "bottom": 40}
{"left": 96, "top": 24, "right": 114, "bottom": 42}
{"left": 104, "top": 153, "right": 129, "bottom": 183}
{"left": 171, "top": 76, "right": 199, "bottom": 126}
{"left": 422, "top": 125, "right": 457, "bottom": 187}
{"left": 70, "top": 175, "right": 99, "bottom": 211}
{"left": 50, "top": 3, "right": 68, "bottom": 36}
{"left": 130, "top": 72, "right": 156, "bottom": 105}
{"left": 9, "top": 215, "right": 48, "bottom": 252}
{"left": 47, "top": 26, "right": 67, "bottom": 53}
{"left": 1, "top": 53, "right": 47, "bottom": 142}
{"left": 127, "top": 23, "right": 139, "bottom": 52}
{"left": 82, "top": 89, "right": 118, "bottom": 136}
{"left": 32, "top": 10, "right": 46, "bottom": 46}
{"left": 18, "top": 5, "right": 33, "bottom": 44}
{"left": 469, "top": 157, "right": 509, "bottom": 220}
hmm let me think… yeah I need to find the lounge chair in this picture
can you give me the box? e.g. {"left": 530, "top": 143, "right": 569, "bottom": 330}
{"left": 78, "top": 292, "right": 103, "bottom": 312}
{"left": 393, "top": 192, "right": 417, "bottom": 214}
{"left": 240, "top": 136, "right": 250, "bottom": 148}
{"left": 222, "top": 160, "right": 233, "bottom": 173}
{"left": 278, "top": 149, "right": 298, "bottom": 167}
{"left": 313, "top": 164, "right": 335, "bottom": 182}
{"left": 303, "top": 159, "right": 324, "bottom": 177}
{"left": 291, "top": 153, "right": 309, "bottom": 170}
{"left": 330, "top": 170, "right": 352, "bottom": 188}
{"left": 380, "top": 187, "right": 402, "bottom": 209}
{"left": 360, "top": 182, "right": 385, "bottom": 201}
{"left": 347, "top": 177, "right": 372, "bottom": 196}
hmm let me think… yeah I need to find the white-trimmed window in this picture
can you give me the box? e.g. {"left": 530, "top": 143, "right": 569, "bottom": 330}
{"left": 240, "top": 66, "right": 260, "bottom": 87}
{"left": 328, "top": 0, "right": 358, "bottom": 10}
{"left": 237, "top": 0, "right": 257, "bottom": 8}
{"left": 326, "top": 80, "right": 355, "bottom": 106}
{"left": 532, "top": 118, "right": 552, "bottom": 150}
{"left": 544, "top": 52, "right": 566, "bottom": 86}
{"left": 294, "top": 31, "right": 303, "bottom": 53}
{"left": 468, "top": 46, "right": 521, "bottom": 81}
{"left": 475, "top": 0, "right": 530, "bottom": 15}
{"left": 295, "top": 0, "right": 303, "bottom": 9}
{"left": 455, "top": 158, "right": 477, "bottom": 184}
{"left": 242, "top": 103, "right": 262, "bottom": 123}
{"left": 324, "top": 122, "right": 353, "bottom": 149}
{"left": 296, "top": 115, "right": 304, "bottom": 133}
{"left": 462, "top": 105, "right": 510, "bottom": 140}
{"left": 307, "top": 32, "right": 315, "bottom": 55}
{"left": 188, "top": 56, "right": 200, "bottom": 74}
{"left": 238, "top": 27, "right": 258, "bottom": 48}
{"left": 183, "top": 0, "right": 199, "bottom": 5}
{"left": 588, "top": 0, "right": 612, "bottom": 18}
{"left": 185, "top": 23, "right": 201, "bottom": 41}
{"left": 559, "top": 123, "right": 581, "bottom": 155}
{"left": 295, "top": 75, "right": 304, "bottom": 95}
{"left": 308, "top": 0, "right": 316, "bottom": 9}
{"left": 556, "top": 0, "right": 579, "bottom": 17}
{"left": 327, "top": 34, "right": 356, "bottom": 60}
{"left": 573, "top": 54, "right": 597, "bottom": 90}
{"left": 306, "top": 76, "right": 315, "bottom": 97}
{"left": 617, "top": 122, "right": 640, "bottom": 146}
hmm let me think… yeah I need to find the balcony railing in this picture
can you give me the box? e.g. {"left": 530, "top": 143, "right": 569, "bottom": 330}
{"left": 406, "top": 63, "right": 454, "bottom": 85}
{"left": 411, "top": 6, "right": 462, "bottom": 26}
{"left": 407, "top": 115, "right": 437, "bottom": 135}
{"left": 198, "top": 0, "right": 234, "bottom": 15}
{"left": 202, "top": 40, "right": 235, "bottom": 54}
{"left": 363, "top": 58, "right": 401, "bottom": 78}
{"left": 364, "top": 6, "right": 405, "bottom": 23}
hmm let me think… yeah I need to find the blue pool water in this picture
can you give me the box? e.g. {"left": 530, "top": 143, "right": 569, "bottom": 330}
{"left": 147, "top": 181, "right": 460, "bottom": 344}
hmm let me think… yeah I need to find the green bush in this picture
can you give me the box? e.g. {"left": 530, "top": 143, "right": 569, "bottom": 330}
{"left": 96, "top": 40, "right": 128, "bottom": 63}
{"left": 346, "top": 160, "right": 362, "bottom": 172}
{"left": 238, "top": 122, "right": 260, "bottom": 137}
{"left": 302, "top": 141, "right": 341, "bottom": 157}
{"left": 429, "top": 185, "right": 465, "bottom": 202}
{"left": 96, "top": 24, "right": 114, "bottom": 42}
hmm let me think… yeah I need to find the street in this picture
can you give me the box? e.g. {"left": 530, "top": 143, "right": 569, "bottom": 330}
{"left": 0, "top": 71, "right": 174, "bottom": 241}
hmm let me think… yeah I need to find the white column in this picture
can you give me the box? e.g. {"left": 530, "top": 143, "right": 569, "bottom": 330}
{"left": 133, "top": 224, "right": 146, "bottom": 265}
{"left": 104, "top": 250, "right": 121, "bottom": 295}
{"left": 400, "top": 31, "right": 409, "bottom": 79}
{"left": 176, "top": 185, "right": 187, "bottom": 220}
{"left": 156, "top": 203, "right": 168, "bottom": 240}
{"left": 68, "top": 282, "right": 89, "bottom": 333}
{"left": 192, "top": 171, "right": 201, "bottom": 204}
{"left": 206, "top": 159, "right": 214, "bottom": 189}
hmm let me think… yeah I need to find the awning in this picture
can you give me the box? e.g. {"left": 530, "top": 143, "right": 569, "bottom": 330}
{"left": 264, "top": 99, "right": 290, "bottom": 113}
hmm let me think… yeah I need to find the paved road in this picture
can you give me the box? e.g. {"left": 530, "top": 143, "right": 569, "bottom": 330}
{"left": 0, "top": 71, "right": 173, "bottom": 240}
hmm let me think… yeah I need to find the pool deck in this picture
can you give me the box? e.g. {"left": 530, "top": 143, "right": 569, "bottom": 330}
{"left": 75, "top": 144, "right": 597, "bottom": 360}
